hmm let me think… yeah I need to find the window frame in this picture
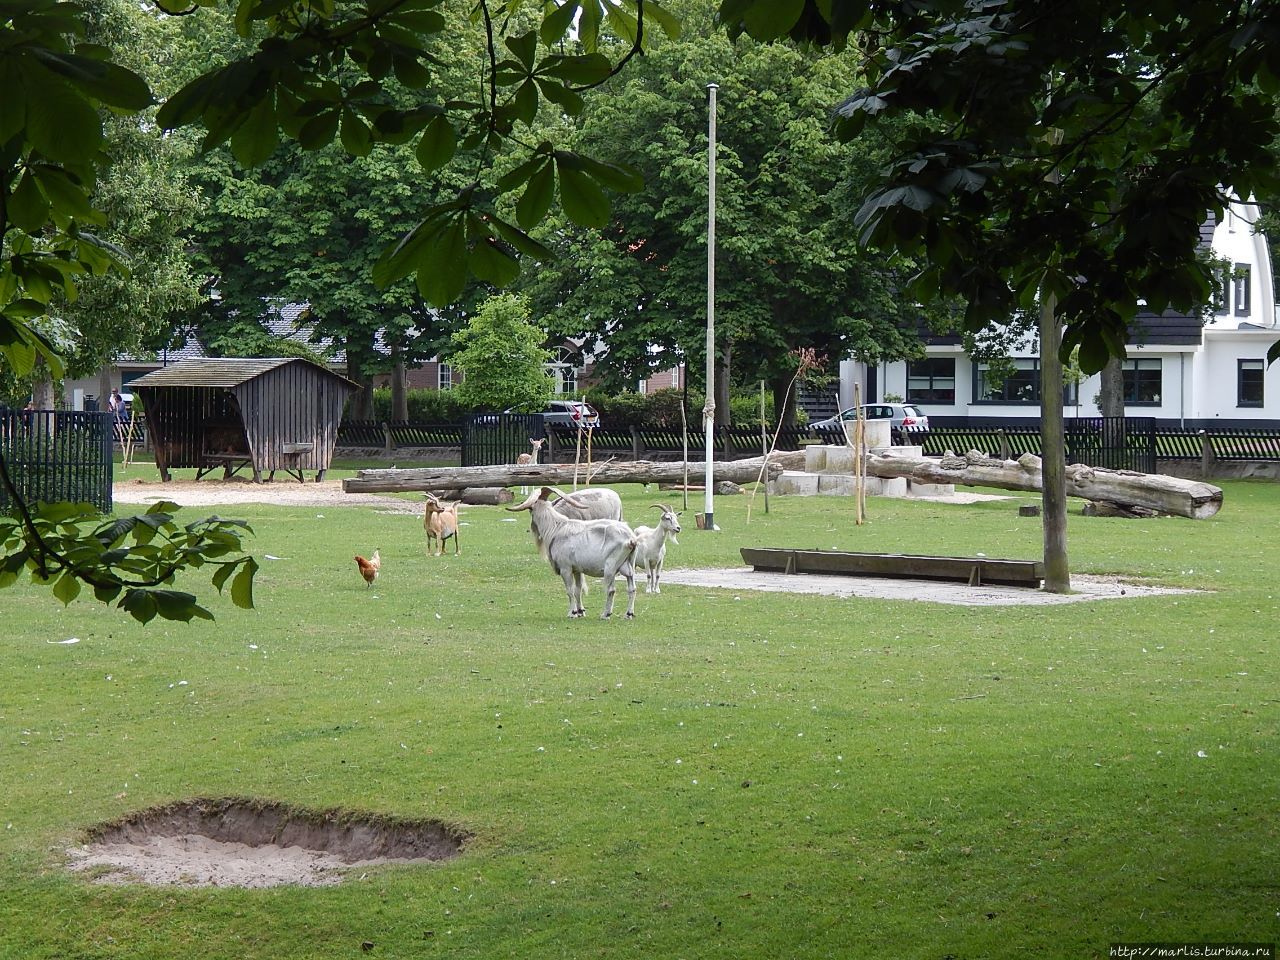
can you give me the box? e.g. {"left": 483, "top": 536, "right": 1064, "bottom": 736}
{"left": 1122, "top": 357, "right": 1163, "bottom": 406}
{"left": 906, "top": 357, "right": 957, "bottom": 404}
{"left": 972, "top": 359, "right": 1077, "bottom": 406}
{"left": 437, "top": 362, "right": 454, "bottom": 391}
{"left": 1234, "top": 263, "right": 1252, "bottom": 317}
{"left": 1238, "top": 358, "right": 1265, "bottom": 408}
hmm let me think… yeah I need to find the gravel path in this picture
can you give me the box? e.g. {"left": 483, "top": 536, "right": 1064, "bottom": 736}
{"left": 113, "top": 478, "right": 418, "bottom": 512}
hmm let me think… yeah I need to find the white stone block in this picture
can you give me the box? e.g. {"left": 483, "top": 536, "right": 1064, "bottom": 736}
{"left": 774, "top": 471, "right": 819, "bottom": 495}
{"left": 907, "top": 481, "right": 955, "bottom": 497}
{"left": 804, "top": 445, "right": 828, "bottom": 473}
{"left": 824, "top": 446, "right": 855, "bottom": 474}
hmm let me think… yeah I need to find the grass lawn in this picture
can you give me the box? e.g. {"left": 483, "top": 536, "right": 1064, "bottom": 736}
{"left": 3, "top": 470, "right": 1279, "bottom": 959}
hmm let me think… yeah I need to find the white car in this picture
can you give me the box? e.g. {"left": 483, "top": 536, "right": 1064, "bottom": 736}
{"left": 812, "top": 402, "right": 930, "bottom": 445}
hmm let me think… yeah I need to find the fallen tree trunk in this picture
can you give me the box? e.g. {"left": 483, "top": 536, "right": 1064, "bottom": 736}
{"left": 342, "top": 451, "right": 802, "bottom": 494}
{"left": 867, "top": 450, "right": 1223, "bottom": 520}
{"left": 431, "top": 487, "right": 513, "bottom": 505}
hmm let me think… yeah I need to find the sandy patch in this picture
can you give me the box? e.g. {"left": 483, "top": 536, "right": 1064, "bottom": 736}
{"left": 114, "top": 478, "right": 419, "bottom": 513}
{"left": 663, "top": 567, "right": 1196, "bottom": 606}
{"left": 66, "top": 798, "right": 467, "bottom": 888}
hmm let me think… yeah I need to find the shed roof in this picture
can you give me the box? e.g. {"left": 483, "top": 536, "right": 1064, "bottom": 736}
{"left": 130, "top": 357, "right": 357, "bottom": 390}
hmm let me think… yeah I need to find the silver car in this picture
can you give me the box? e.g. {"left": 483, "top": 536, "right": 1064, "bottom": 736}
{"left": 811, "top": 402, "right": 930, "bottom": 445}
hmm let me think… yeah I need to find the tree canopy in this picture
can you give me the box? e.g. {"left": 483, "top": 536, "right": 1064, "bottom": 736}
{"left": 719, "top": 0, "right": 1280, "bottom": 371}
{"left": 517, "top": 2, "right": 927, "bottom": 422}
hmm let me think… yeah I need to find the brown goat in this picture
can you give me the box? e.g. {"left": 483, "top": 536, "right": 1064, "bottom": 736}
{"left": 423, "top": 494, "right": 461, "bottom": 556}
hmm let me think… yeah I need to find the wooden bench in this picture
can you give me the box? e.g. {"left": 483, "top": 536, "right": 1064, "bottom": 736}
{"left": 740, "top": 547, "right": 1044, "bottom": 588}
{"left": 197, "top": 451, "right": 256, "bottom": 481}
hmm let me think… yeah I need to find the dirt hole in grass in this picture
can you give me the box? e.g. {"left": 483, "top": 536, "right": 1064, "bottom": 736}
{"left": 67, "top": 797, "right": 469, "bottom": 888}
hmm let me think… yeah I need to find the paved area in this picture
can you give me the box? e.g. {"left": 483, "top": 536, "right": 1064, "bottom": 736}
{"left": 662, "top": 567, "right": 1196, "bottom": 607}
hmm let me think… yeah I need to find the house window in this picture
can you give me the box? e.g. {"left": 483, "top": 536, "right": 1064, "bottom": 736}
{"left": 1214, "top": 264, "right": 1231, "bottom": 316}
{"left": 1123, "top": 358, "right": 1162, "bottom": 404}
{"left": 906, "top": 358, "right": 956, "bottom": 403}
{"left": 1234, "top": 264, "right": 1251, "bottom": 317}
{"left": 1238, "top": 359, "right": 1265, "bottom": 407}
{"left": 974, "top": 359, "right": 1078, "bottom": 405}
{"left": 438, "top": 363, "right": 454, "bottom": 391}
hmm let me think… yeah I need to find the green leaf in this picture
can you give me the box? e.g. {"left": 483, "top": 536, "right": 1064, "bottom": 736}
{"left": 415, "top": 115, "right": 455, "bottom": 172}
{"left": 230, "top": 558, "right": 258, "bottom": 609}
{"left": 469, "top": 235, "right": 520, "bottom": 287}
{"left": 26, "top": 75, "right": 102, "bottom": 162}
{"left": 32, "top": 166, "right": 102, "bottom": 224}
{"left": 512, "top": 80, "right": 538, "bottom": 125}
{"left": 392, "top": 52, "right": 432, "bottom": 88}
{"left": 574, "top": 154, "right": 643, "bottom": 192}
{"left": 489, "top": 216, "right": 553, "bottom": 261}
{"left": 52, "top": 571, "right": 81, "bottom": 605}
{"left": 505, "top": 30, "right": 538, "bottom": 71}
{"left": 739, "top": 0, "right": 805, "bottom": 39}
{"left": 516, "top": 163, "right": 555, "bottom": 230}
{"left": 230, "top": 95, "right": 279, "bottom": 167}
{"left": 119, "top": 589, "right": 158, "bottom": 625}
{"left": 416, "top": 216, "right": 468, "bottom": 305}
{"left": 152, "top": 589, "right": 210, "bottom": 622}
{"left": 298, "top": 108, "right": 341, "bottom": 149}
{"left": 541, "top": 53, "right": 612, "bottom": 86}
{"left": 339, "top": 108, "right": 373, "bottom": 156}
{"left": 9, "top": 172, "right": 49, "bottom": 234}
{"left": 30, "top": 51, "right": 152, "bottom": 111}
{"left": 557, "top": 163, "right": 610, "bottom": 228}
{"left": 540, "top": 1, "right": 580, "bottom": 45}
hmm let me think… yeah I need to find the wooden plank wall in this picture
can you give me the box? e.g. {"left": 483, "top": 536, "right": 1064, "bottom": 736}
{"left": 141, "top": 386, "right": 224, "bottom": 469}
{"left": 234, "top": 362, "right": 352, "bottom": 473}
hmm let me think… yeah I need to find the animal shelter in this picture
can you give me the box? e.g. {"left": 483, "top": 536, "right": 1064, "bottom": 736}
{"left": 131, "top": 358, "right": 358, "bottom": 483}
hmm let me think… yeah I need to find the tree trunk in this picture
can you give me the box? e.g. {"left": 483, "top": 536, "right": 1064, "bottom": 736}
{"left": 1098, "top": 357, "right": 1125, "bottom": 418}
{"left": 715, "top": 342, "right": 732, "bottom": 427}
{"left": 865, "top": 450, "right": 1223, "bottom": 520}
{"left": 772, "top": 375, "right": 797, "bottom": 427}
{"left": 31, "top": 371, "right": 56, "bottom": 410}
{"left": 343, "top": 451, "right": 802, "bottom": 493}
{"left": 1039, "top": 295, "right": 1070, "bottom": 592}
{"left": 391, "top": 356, "right": 408, "bottom": 421}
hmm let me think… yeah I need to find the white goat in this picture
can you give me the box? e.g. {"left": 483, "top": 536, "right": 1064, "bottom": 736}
{"left": 507, "top": 486, "right": 638, "bottom": 619}
{"left": 423, "top": 493, "right": 460, "bottom": 556}
{"left": 551, "top": 486, "right": 624, "bottom": 521}
{"left": 632, "top": 503, "right": 681, "bottom": 593}
{"left": 516, "top": 437, "right": 544, "bottom": 495}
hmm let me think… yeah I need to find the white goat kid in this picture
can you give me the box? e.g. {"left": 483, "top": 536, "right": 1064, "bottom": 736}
{"left": 632, "top": 503, "right": 681, "bottom": 593}
{"left": 423, "top": 493, "right": 461, "bottom": 556}
{"left": 516, "top": 437, "right": 544, "bottom": 495}
{"left": 507, "top": 486, "right": 638, "bottom": 619}
{"left": 550, "top": 486, "right": 624, "bottom": 521}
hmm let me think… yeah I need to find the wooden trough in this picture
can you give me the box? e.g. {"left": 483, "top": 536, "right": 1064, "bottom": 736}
{"left": 741, "top": 547, "right": 1045, "bottom": 588}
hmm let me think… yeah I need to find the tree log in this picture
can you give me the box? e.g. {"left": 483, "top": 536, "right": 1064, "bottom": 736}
{"left": 431, "top": 487, "right": 513, "bottom": 505}
{"left": 342, "top": 452, "right": 802, "bottom": 494}
{"left": 867, "top": 450, "right": 1223, "bottom": 520}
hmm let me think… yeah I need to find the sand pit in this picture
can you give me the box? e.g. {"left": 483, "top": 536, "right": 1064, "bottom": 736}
{"left": 114, "top": 477, "right": 419, "bottom": 513}
{"left": 66, "top": 798, "right": 468, "bottom": 888}
{"left": 662, "top": 567, "right": 1196, "bottom": 606}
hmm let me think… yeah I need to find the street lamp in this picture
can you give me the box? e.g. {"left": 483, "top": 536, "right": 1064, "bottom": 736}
{"left": 703, "top": 82, "right": 718, "bottom": 531}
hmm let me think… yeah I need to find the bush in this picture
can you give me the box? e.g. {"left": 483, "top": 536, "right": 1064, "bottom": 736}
{"left": 368, "top": 388, "right": 474, "bottom": 423}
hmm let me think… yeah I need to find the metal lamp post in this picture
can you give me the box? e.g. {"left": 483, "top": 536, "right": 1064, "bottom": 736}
{"left": 702, "top": 82, "right": 718, "bottom": 531}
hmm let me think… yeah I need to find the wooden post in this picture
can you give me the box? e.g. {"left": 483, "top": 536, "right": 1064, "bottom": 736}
{"left": 630, "top": 425, "right": 643, "bottom": 461}
{"left": 546, "top": 429, "right": 559, "bottom": 464}
{"left": 760, "top": 379, "right": 769, "bottom": 513}
{"left": 1199, "top": 429, "right": 1214, "bottom": 478}
{"left": 998, "top": 428, "right": 1010, "bottom": 461}
{"left": 381, "top": 421, "right": 394, "bottom": 456}
{"left": 853, "top": 383, "right": 865, "bottom": 524}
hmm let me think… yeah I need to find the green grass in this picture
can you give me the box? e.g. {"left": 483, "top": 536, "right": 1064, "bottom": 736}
{"left": 3, "top": 478, "right": 1279, "bottom": 959}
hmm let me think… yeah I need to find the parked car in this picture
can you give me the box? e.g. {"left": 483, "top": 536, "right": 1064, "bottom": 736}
{"left": 811, "top": 402, "right": 930, "bottom": 445}
{"left": 478, "top": 399, "right": 602, "bottom": 431}
{"left": 535, "top": 399, "right": 601, "bottom": 431}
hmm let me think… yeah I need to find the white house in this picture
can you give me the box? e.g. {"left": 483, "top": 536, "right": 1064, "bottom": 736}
{"left": 837, "top": 198, "right": 1279, "bottom": 426}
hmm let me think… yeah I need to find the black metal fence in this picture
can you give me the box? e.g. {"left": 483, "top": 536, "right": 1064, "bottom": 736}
{"left": 338, "top": 420, "right": 464, "bottom": 449}
{"left": 543, "top": 424, "right": 815, "bottom": 462}
{"left": 923, "top": 417, "right": 1157, "bottom": 472}
{"left": 462, "top": 413, "right": 544, "bottom": 467}
{"left": 0, "top": 408, "right": 113, "bottom": 513}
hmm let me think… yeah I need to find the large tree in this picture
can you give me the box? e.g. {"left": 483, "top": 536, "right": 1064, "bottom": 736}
{"left": 0, "top": 0, "right": 669, "bottom": 616}
{"left": 519, "top": 2, "right": 925, "bottom": 423}
{"left": 720, "top": 0, "right": 1280, "bottom": 591}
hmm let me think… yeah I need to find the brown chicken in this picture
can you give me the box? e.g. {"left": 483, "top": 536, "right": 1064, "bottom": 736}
{"left": 354, "top": 548, "right": 380, "bottom": 588}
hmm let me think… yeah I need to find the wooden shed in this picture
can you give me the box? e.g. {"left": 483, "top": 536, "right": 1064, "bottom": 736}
{"left": 131, "top": 358, "right": 358, "bottom": 483}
